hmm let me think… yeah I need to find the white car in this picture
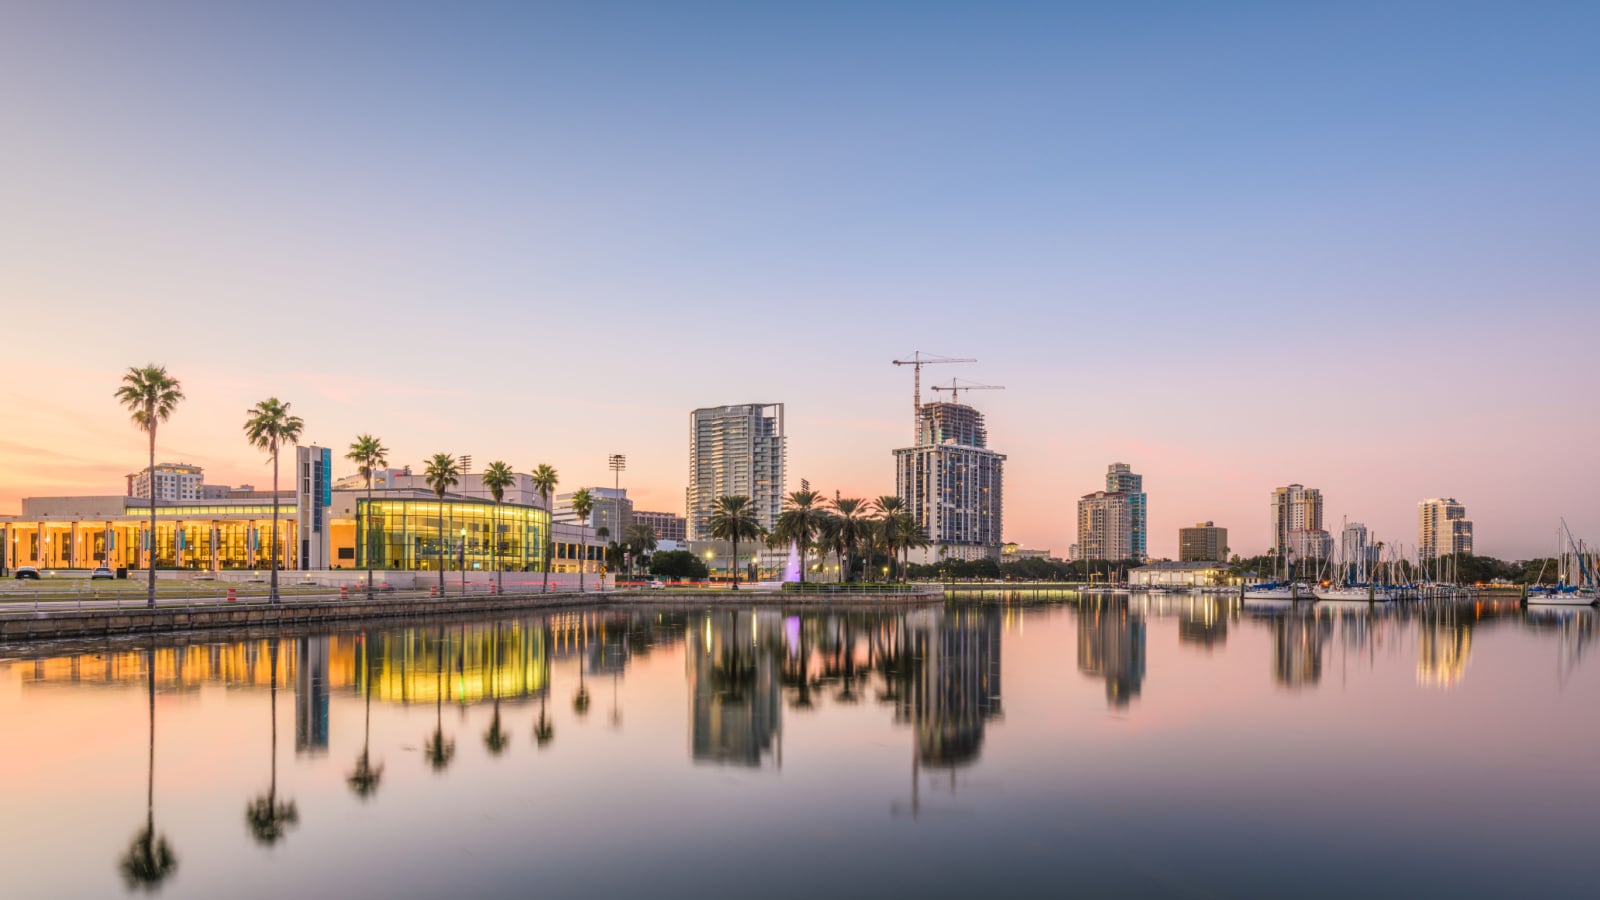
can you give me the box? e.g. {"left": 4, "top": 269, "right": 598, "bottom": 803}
{"left": 91, "top": 567, "right": 115, "bottom": 580}
{"left": 649, "top": 580, "right": 666, "bottom": 589}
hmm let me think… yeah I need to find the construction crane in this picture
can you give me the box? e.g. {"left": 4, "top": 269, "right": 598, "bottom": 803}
{"left": 892, "top": 352, "right": 975, "bottom": 435}
{"left": 930, "top": 379, "right": 1005, "bottom": 404}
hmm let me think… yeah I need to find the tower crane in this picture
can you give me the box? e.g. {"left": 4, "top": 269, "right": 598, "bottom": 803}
{"left": 929, "top": 379, "right": 1006, "bottom": 404}
{"left": 892, "top": 352, "right": 975, "bottom": 435}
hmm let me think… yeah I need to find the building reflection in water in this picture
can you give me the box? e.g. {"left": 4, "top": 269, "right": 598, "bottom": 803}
{"left": 1177, "top": 595, "right": 1229, "bottom": 651}
{"left": 1268, "top": 612, "right": 1330, "bottom": 690}
{"left": 1077, "top": 598, "right": 1146, "bottom": 708}
{"left": 687, "top": 609, "right": 783, "bottom": 767}
{"left": 898, "top": 607, "right": 1003, "bottom": 767}
{"left": 295, "top": 637, "right": 329, "bottom": 755}
{"left": 1416, "top": 604, "right": 1473, "bottom": 689}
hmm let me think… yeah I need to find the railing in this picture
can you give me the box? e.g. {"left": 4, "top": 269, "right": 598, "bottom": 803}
{"left": 779, "top": 582, "right": 935, "bottom": 594}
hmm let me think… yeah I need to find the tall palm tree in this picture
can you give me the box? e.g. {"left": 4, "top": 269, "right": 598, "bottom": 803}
{"left": 120, "top": 640, "right": 177, "bottom": 889}
{"left": 114, "top": 365, "right": 184, "bottom": 609}
{"left": 830, "top": 498, "right": 871, "bottom": 583}
{"left": 346, "top": 635, "right": 383, "bottom": 800}
{"left": 815, "top": 513, "right": 845, "bottom": 582}
{"left": 531, "top": 464, "right": 559, "bottom": 593}
{"left": 894, "top": 514, "right": 930, "bottom": 582}
{"left": 623, "top": 522, "right": 658, "bottom": 581}
{"left": 345, "top": 435, "right": 388, "bottom": 600}
{"left": 570, "top": 488, "right": 595, "bottom": 593}
{"left": 246, "top": 640, "right": 299, "bottom": 845}
{"left": 774, "top": 489, "right": 825, "bottom": 584}
{"left": 424, "top": 627, "right": 456, "bottom": 772}
{"left": 708, "top": 495, "right": 763, "bottom": 590}
{"left": 243, "top": 399, "right": 304, "bottom": 604}
{"left": 871, "top": 496, "right": 906, "bottom": 581}
{"left": 480, "top": 461, "right": 516, "bottom": 595}
{"left": 423, "top": 454, "right": 461, "bottom": 598}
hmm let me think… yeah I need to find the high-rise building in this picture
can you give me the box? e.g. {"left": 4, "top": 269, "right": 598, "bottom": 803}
{"left": 1270, "top": 484, "right": 1324, "bottom": 554}
{"left": 1077, "top": 491, "right": 1131, "bottom": 561}
{"left": 688, "top": 404, "right": 786, "bottom": 540}
{"left": 633, "top": 510, "right": 687, "bottom": 543}
{"left": 1341, "top": 522, "right": 1371, "bottom": 564}
{"left": 128, "top": 463, "right": 204, "bottom": 501}
{"left": 1179, "top": 521, "right": 1228, "bottom": 562}
{"left": 1106, "top": 463, "right": 1147, "bottom": 560}
{"left": 895, "top": 402, "right": 1005, "bottom": 562}
{"left": 1418, "top": 498, "right": 1473, "bottom": 558}
{"left": 555, "top": 487, "right": 634, "bottom": 540}
{"left": 1286, "top": 528, "right": 1333, "bottom": 561}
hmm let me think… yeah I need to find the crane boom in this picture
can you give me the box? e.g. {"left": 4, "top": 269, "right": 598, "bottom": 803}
{"left": 929, "top": 379, "right": 1005, "bottom": 403}
{"left": 892, "top": 352, "right": 976, "bottom": 436}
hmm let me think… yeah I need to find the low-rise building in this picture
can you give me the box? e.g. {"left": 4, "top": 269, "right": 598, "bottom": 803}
{"left": 1178, "top": 522, "right": 1228, "bottom": 562}
{"left": 1129, "top": 561, "right": 1235, "bottom": 587}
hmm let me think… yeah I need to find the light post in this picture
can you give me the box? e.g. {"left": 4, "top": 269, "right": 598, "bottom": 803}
{"left": 460, "top": 528, "right": 468, "bottom": 596}
{"left": 608, "top": 454, "right": 625, "bottom": 591}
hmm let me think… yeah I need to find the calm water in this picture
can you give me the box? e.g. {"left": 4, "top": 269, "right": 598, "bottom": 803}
{"left": 2, "top": 595, "right": 1597, "bottom": 899}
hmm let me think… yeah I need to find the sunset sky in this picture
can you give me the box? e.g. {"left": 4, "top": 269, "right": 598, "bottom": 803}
{"left": 2, "top": 2, "right": 1596, "bottom": 559}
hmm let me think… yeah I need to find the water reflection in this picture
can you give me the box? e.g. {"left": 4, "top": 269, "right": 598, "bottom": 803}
{"left": 118, "top": 642, "right": 177, "bottom": 891}
{"left": 1077, "top": 598, "right": 1146, "bottom": 707}
{"left": 244, "top": 641, "right": 298, "bottom": 846}
{"left": 688, "top": 610, "right": 783, "bottom": 767}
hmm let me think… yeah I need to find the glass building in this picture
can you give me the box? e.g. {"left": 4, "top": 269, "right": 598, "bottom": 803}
{"left": 349, "top": 498, "right": 549, "bottom": 573}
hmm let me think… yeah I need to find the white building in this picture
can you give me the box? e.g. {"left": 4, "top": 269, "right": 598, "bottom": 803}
{"left": 1271, "top": 484, "right": 1323, "bottom": 554}
{"left": 896, "top": 402, "right": 1005, "bottom": 562}
{"left": 555, "top": 487, "right": 633, "bottom": 540}
{"left": 128, "top": 463, "right": 204, "bottom": 502}
{"left": 1418, "top": 498, "right": 1473, "bottom": 558}
{"left": 687, "top": 404, "right": 786, "bottom": 540}
{"left": 1077, "top": 491, "right": 1132, "bottom": 561}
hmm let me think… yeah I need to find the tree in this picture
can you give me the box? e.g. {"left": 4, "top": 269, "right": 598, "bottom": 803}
{"left": 829, "top": 498, "right": 872, "bottom": 582}
{"left": 708, "top": 495, "right": 762, "bottom": 590}
{"left": 648, "top": 550, "right": 709, "bottom": 580}
{"left": 570, "top": 488, "right": 595, "bottom": 593}
{"left": 120, "top": 641, "right": 177, "bottom": 889}
{"left": 346, "top": 636, "right": 383, "bottom": 800}
{"left": 115, "top": 365, "right": 184, "bottom": 609}
{"left": 893, "top": 513, "right": 930, "bottom": 581}
{"left": 870, "top": 496, "right": 905, "bottom": 580}
{"left": 623, "top": 522, "right": 658, "bottom": 580}
{"left": 246, "top": 640, "right": 299, "bottom": 845}
{"left": 423, "top": 454, "right": 461, "bottom": 598}
{"left": 243, "top": 399, "right": 304, "bottom": 603}
{"left": 345, "top": 434, "right": 388, "bottom": 600}
{"left": 531, "top": 464, "right": 558, "bottom": 593}
{"left": 773, "top": 490, "right": 826, "bottom": 584}
{"left": 480, "top": 461, "right": 516, "bottom": 595}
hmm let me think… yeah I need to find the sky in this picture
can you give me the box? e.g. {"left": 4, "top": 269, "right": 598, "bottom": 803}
{"left": 1, "top": 1, "right": 1596, "bottom": 559}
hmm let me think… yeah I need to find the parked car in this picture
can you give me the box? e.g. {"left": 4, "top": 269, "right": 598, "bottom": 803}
{"left": 649, "top": 579, "right": 667, "bottom": 589}
{"left": 15, "top": 566, "right": 40, "bottom": 580}
{"left": 91, "top": 567, "right": 115, "bottom": 580}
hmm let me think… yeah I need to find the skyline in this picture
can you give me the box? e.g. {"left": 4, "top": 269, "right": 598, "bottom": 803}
{"left": 3, "top": 3, "right": 1597, "bottom": 558}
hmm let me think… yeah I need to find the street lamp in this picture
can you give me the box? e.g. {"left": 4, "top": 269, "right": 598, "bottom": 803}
{"left": 460, "top": 527, "right": 468, "bottom": 595}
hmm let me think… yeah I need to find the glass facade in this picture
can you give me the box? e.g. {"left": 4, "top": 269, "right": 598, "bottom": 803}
{"left": 353, "top": 499, "right": 548, "bottom": 573}
{"left": 1, "top": 512, "right": 295, "bottom": 571}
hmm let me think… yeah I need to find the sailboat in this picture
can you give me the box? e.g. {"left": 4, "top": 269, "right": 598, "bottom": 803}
{"left": 1315, "top": 527, "right": 1393, "bottom": 602}
{"left": 1244, "top": 550, "right": 1312, "bottom": 602}
{"left": 1529, "top": 523, "right": 1598, "bottom": 606}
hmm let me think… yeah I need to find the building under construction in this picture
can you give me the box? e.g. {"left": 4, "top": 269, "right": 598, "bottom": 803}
{"left": 895, "top": 401, "right": 1005, "bottom": 563}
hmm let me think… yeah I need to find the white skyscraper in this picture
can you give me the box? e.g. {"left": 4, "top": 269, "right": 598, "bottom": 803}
{"left": 1418, "top": 498, "right": 1473, "bottom": 558}
{"left": 687, "top": 404, "right": 786, "bottom": 540}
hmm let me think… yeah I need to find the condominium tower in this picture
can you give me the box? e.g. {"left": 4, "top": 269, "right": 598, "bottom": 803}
{"left": 1077, "top": 491, "right": 1132, "bottom": 561}
{"left": 1178, "top": 522, "right": 1228, "bottom": 562}
{"left": 688, "top": 404, "right": 786, "bottom": 540}
{"left": 1418, "top": 498, "right": 1473, "bottom": 558}
{"left": 1270, "top": 485, "right": 1324, "bottom": 555}
{"left": 895, "top": 402, "right": 1005, "bottom": 561}
{"left": 128, "top": 463, "right": 205, "bottom": 502}
{"left": 1105, "top": 463, "right": 1147, "bottom": 560}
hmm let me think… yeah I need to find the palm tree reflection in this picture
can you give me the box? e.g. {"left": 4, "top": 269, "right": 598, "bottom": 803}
{"left": 246, "top": 639, "right": 299, "bottom": 845}
{"left": 347, "top": 635, "right": 384, "bottom": 799}
{"left": 119, "top": 642, "right": 177, "bottom": 890}
{"left": 483, "top": 625, "right": 511, "bottom": 756}
{"left": 425, "top": 628, "right": 456, "bottom": 772}
{"left": 534, "top": 692, "right": 554, "bottom": 748}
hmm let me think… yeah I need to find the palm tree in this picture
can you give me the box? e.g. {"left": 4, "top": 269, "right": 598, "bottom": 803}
{"left": 480, "top": 461, "right": 516, "bottom": 595}
{"left": 774, "top": 490, "right": 826, "bottom": 584}
{"left": 830, "top": 498, "right": 871, "bottom": 583}
{"left": 347, "top": 635, "right": 383, "bottom": 800}
{"left": 894, "top": 514, "right": 930, "bottom": 582}
{"left": 243, "top": 399, "right": 304, "bottom": 604}
{"left": 570, "top": 488, "right": 595, "bottom": 593}
{"left": 120, "top": 641, "right": 177, "bottom": 889}
{"left": 623, "top": 522, "right": 658, "bottom": 581}
{"left": 114, "top": 365, "right": 184, "bottom": 609}
{"left": 871, "top": 496, "right": 906, "bottom": 581}
{"left": 246, "top": 640, "right": 299, "bottom": 845}
{"left": 531, "top": 464, "right": 559, "bottom": 593}
{"left": 423, "top": 454, "right": 461, "bottom": 598}
{"left": 424, "top": 628, "right": 456, "bottom": 772}
{"left": 708, "top": 495, "right": 763, "bottom": 590}
{"left": 345, "top": 435, "right": 388, "bottom": 600}
{"left": 815, "top": 513, "right": 845, "bottom": 582}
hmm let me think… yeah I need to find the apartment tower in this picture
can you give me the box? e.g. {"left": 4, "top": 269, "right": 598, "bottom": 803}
{"left": 1418, "top": 498, "right": 1473, "bottom": 558}
{"left": 1106, "top": 463, "right": 1147, "bottom": 560}
{"left": 895, "top": 401, "right": 1006, "bottom": 561}
{"left": 1077, "top": 491, "right": 1132, "bottom": 561}
{"left": 1178, "top": 521, "right": 1228, "bottom": 562}
{"left": 687, "top": 404, "right": 786, "bottom": 540}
